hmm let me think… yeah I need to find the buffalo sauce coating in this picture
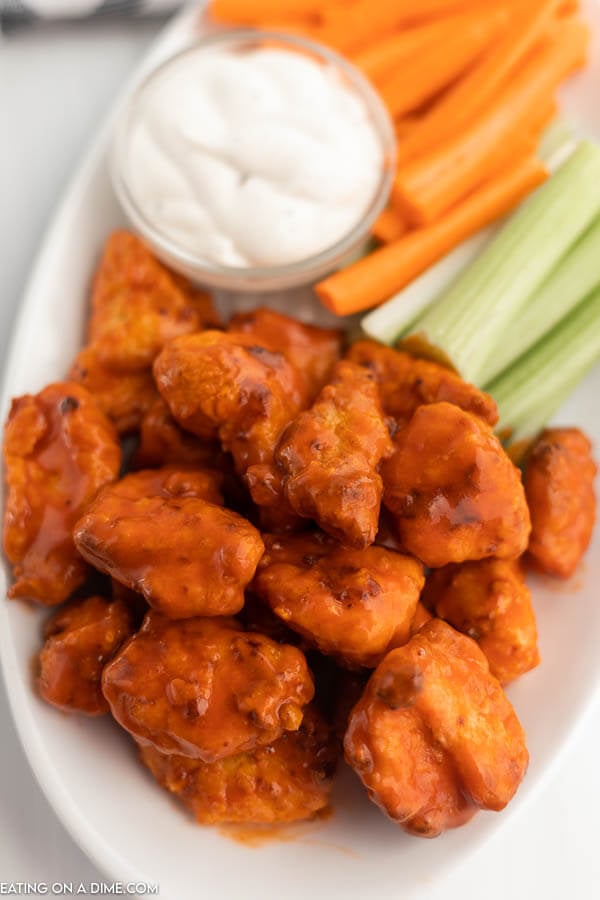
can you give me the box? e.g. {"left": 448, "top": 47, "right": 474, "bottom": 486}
{"left": 423, "top": 558, "right": 540, "bottom": 684}
{"left": 228, "top": 307, "right": 343, "bottom": 405}
{"left": 382, "top": 402, "right": 531, "bottom": 567}
{"left": 153, "top": 330, "right": 304, "bottom": 457}
{"left": 88, "top": 231, "right": 220, "bottom": 372}
{"left": 106, "top": 465, "right": 225, "bottom": 506}
{"left": 524, "top": 427, "right": 597, "bottom": 579}
{"left": 275, "top": 360, "right": 394, "bottom": 549}
{"left": 153, "top": 330, "right": 304, "bottom": 529}
{"left": 38, "top": 594, "right": 135, "bottom": 715}
{"left": 3, "top": 382, "right": 121, "bottom": 605}
{"left": 137, "top": 706, "right": 338, "bottom": 825}
{"left": 102, "top": 613, "right": 315, "bottom": 762}
{"left": 410, "top": 602, "right": 433, "bottom": 635}
{"left": 344, "top": 619, "right": 529, "bottom": 836}
{"left": 346, "top": 340, "right": 498, "bottom": 427}
{"left": 254, "top": 532, "right": 424, "bottom": 668}
{"left": 133, "top": 396, "right": 225, "bottom": 470}
{"left": 69, "top": 346, "right": 158, "bottom": 434}
{"left": 73, "top": 484, "right": 263, "bottom": 619}
{"left": 240, "top": 592, "right": 304, "bottom": 647}
{"left": 68, "top": 344, "right": 159, "bottom": 435}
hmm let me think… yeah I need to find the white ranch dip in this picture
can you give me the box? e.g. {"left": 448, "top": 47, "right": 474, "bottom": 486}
{"left": 121, "top": 44, "right": 383, "bottom": 268}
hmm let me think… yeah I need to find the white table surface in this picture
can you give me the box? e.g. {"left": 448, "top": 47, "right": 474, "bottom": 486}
{"left": 1, "top": 15, "right": 600, "bottom": 900}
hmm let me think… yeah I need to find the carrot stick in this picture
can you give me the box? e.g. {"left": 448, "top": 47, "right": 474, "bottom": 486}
{"left": 353, "top": 10, "right": 505, "bottom": 84}
{"left": 254, "top": 18, "right": 316, "bottom": 37}
{"left": 377, "top": 6, "right": 507, "bottom": 119}
{"left": 558, "top": 0, "right": 580, "bottom": 13}
{"left": 529, "top": 97, "right": 559, "bottom": 137}
{"left": 353, "top": 26, "right": 439, "bottom": 83}
{"left": 393, "top": 21, "right": 589, "bottom": 226}
{"left": 316, "top": 155, "right": 548, "bottom": 316}
{"left": 396, "top": 0, "right": 563, "bottom": 165}
{"left": 396, "top": 116, "right": 421, "bottom": 140}
{"left": 394, "top": 126, "right": 527, "bottom": 229}
{"left": 396, "top": 96, "right": 553, "bottom": 173}
{"left": 419, "top": 92, "right": 555, "bottom": 160}
{"left": 209, "top": 0, "right": 326, "bottom": 24}
{"left": 371, "top": 208, "right": 408, "bottom": 244}
{"left": 314, "top": 0, "right": 491, "bottom": 53}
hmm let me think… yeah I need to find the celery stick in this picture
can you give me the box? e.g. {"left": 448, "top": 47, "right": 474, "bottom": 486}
{"left": 538, "top": 116, "right": 576, "bottom": 169}
{"left": 481, "top": 214, "right": 600, "bottom": 382}
{"left": 361, "top": 226, "right": 494, "bottom": 345}
{"left": 402, "top": 142, "right": 600, "bottom": 383}
{"left": 361, "top": 122, "right": 577, "bottom": 350}
{"left": 488, "top": 285, "right": 600, "bottom": 444}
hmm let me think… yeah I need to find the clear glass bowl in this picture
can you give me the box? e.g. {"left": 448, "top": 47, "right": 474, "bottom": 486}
{"left": 111, "top": 28, "right": 396, "bottom": 293}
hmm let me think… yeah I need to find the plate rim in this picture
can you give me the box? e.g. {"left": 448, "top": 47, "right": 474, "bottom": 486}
{"left": 2, "top": 2, "right": 600, "bottom": 895}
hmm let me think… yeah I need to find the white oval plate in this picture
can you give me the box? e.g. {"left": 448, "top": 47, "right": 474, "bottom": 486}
{"left": 2, "top": 4, "right": 600, "bottom": 899}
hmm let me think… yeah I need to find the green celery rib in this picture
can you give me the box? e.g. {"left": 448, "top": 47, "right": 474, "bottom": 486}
{"left": 360, "top": 119, "right": 575, "bottom": 349}
{"left": 361, "top": 226, "right": 494, "bottom": 345}
{"left": 402, "top": 142, "right": 600, "bottom": 384}
{"left": 480, "top": 214, "right": 600, "bottom": 382}
{"left": 487, "top": 284, "right": 600, "bottom": 444}
{"left": 538, "top": 116, "right": 575, "bottom": 168}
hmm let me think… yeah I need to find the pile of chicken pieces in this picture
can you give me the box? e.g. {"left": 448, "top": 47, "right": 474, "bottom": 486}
{"left": 3, "top": 232, "right": 597, "bottom": 837}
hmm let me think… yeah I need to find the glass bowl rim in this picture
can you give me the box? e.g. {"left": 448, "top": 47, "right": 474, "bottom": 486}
{"left": 110, "top": 26, "right": 396, "bottom": 288}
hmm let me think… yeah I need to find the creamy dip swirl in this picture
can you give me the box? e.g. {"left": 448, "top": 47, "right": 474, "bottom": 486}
{"left": 121, "top": 45, "right": 383, "bottom": 268}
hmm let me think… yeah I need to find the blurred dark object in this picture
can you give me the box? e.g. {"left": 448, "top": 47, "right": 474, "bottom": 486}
{"left": 1, "top": 0, "right": 180, "bottom": 30}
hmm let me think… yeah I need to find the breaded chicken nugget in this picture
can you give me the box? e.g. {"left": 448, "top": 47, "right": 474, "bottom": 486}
{"left": 138, "top": 706, "right": 337, "bottom": 824}
{"left": 344, "top": 619, "right": 528, "bottom": 836}
{"left": 229, "top": 307, "right": 342, "bottom": 404}
{"left": 254, "top": 532, "right": 424, "bottom": 668}
{"left": 423, "top": 558, "right": 539, "bottom": 683}
{"left": 3, "top": 382, "right": 121, "bottom": 605}
{"left": 38, "top": 594, "right": 135, "bottom": 715}
{"left": 73, "top": 485, "right": 263, "bottom": 619}
{"left": 347, "top": 340, "right": 498, "bottom": 427}
{"left": 276, "top": 361, "right": 393, "bottom": 548}
{"left": 153, "top": 329, "right": 305, "bottom": 526}
{"left": 133, "top": 396, "right": 224, "bottom": 470}
{"left": 382, "top": 402, "right": 530, "bottom": 567}
{"left": 68, "top": 345, "right": 158, "bottom": 434}
{"left": 88, "top": 231, "right": 219, "bottom": 371}
{"left": 524, "top": 427, "right": 596, "bottom": 578}
{"left": 102, "top": 613, "right": 314, "bottom": 761}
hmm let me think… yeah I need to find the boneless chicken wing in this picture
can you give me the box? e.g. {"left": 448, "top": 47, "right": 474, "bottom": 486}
{"left": 153, "top": 330, "right": 303, "bottom": 453}
{"left": 254, "top": 532, "right": 424, "bottom": 668}
{"left": 38, "top": 595, "right": 135, "bottom": 715}
{"left": 347, "top": 340, "right": 498, "bottom": 427}
{"left": 410, "top": 602, "right": 433, "bottom": 635}
{"left": 68, "top": 345, "right": 158, "bottom": 434}
{"left": 382, "top": 402, "right": 531, "bottom": 567}
{"left": 133, "top": 397, "right": 225, "bottom": 470}
{"left": 137, "top": 706, "right": 337, "bottom": 824}
{"left": 73, "top": 478, "right": 263, "bottom": 619}
{"left": 423, "top": 559, "right": 540, "bottom": 683}
{"left": 102, "top": 613, "right": 314, "bottom": 761}
{"left": 275, "top": 361, "right": 394, "bottom": 548}
{"left": 3, "top": 382, "right": 121, "bottom": 605}
{"left": 106, "top": 465, "right": 224, "bottom": 506}
{"left": 88, "top": 231, "right": 219, "bottom": 372}
{"left": 239, "top": 592, "right": 304, "bottom": 647}
{"left": 524, "top": 428, "right": 597, "bottom": 578}
{"left": 228, "top": 307, "right": 343, "bottom": 404}
{"left": 344, "top": 619, "right": 528, "bottom": 836}
{"left": 153, "top": 330, "right": 304, "bottom": 524}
